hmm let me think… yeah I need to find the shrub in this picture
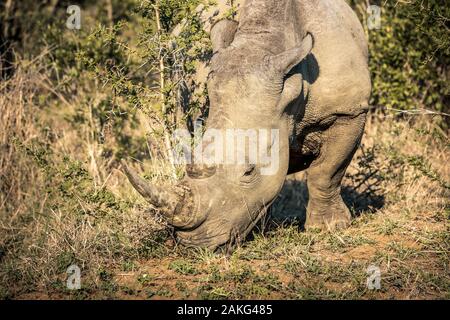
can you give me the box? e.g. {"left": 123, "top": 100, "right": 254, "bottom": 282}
{"left": 349, "top": 0, "right": 449, "bottom": 122}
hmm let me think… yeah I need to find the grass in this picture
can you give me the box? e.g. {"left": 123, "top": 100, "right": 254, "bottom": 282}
{"left": 0, "top": 66, "right": 450, "bottom": 299}
{"left": 0, "top": 46, "right": 449, "bottom": 301}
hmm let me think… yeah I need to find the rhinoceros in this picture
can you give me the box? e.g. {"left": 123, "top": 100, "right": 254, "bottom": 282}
{"left": 123, "top": 0, "right": 371, "bottom": 250}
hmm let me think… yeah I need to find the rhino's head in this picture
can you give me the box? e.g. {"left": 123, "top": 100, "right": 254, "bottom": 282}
{"left": 124, "top": 20, "right": 313, "bottom": 250}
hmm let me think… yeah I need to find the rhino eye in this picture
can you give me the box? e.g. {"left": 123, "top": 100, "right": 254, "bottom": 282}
{"left": 243, "top": 164, "right": 256, "bottom": 177}
{"left": 239, "top": 165, "right": 260, "bottom": 186}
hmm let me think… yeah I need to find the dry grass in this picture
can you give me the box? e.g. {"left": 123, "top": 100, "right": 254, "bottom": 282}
{"left": 0, "top": 63, "right": 449, "bottom": 300}
{"left": 0, "top": 66, "right": 41, "bottom": 215}
{"left": 0, "top": 64, "right": 168, "bottom": 298}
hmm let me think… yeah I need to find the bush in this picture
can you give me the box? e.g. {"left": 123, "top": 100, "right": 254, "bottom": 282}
{"left": 349, "top": 0, "right": 449, "bottom": 121}
{"left": 0, "top": 0, "right": 448, "bottom": 299}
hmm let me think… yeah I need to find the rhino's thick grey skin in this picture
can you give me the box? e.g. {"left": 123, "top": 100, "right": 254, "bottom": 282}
{"left": 125, "top": 0, "right": 371, "bottom": 250}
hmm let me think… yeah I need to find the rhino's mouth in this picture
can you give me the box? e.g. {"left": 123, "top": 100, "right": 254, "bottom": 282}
{"left": 176, "top": 198, "right": 274, "bottom": 250}
{"left": 176, "top": 225, "right": 232, "bottom": 250}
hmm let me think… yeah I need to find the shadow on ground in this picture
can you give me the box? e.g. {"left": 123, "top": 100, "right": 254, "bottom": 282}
{"left": 265, "top": 178, "right": 385, "bottom": 230}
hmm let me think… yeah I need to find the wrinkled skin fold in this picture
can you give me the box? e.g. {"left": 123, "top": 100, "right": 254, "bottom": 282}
{"left": 124, "top": 0, "right": 371, "bottom": 250}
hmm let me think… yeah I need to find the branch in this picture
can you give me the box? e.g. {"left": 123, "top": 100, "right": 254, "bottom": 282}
{"left": 369, "top": 105, "right": 450, "bottom": 118}
{"left": 106, "top": 0, "right": 114, "bottom": 27}
{"left": 153, "top": 1, "right": 177, "bottom": 179}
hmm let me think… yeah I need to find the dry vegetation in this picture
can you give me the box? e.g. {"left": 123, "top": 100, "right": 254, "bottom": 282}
{"left": 0, "top": 63, "right": 448, "bottom": 299}
{"left": 0, "top": 0, "right": 449, "bottom": 300}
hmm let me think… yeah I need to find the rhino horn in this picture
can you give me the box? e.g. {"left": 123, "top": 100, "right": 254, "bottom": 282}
{"left": 121, "top": 160, "right": 195, "bottom": 228}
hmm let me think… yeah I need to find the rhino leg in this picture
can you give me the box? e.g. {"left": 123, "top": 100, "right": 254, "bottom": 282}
{"left": 304, "top": 112, "right": 367, "bottom": 231}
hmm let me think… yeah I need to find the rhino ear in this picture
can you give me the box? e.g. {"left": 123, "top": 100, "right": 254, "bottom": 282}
{"left": 271, "top": 33, "right": 314, "bottom": 75}
{"left": 210, "top": 19, "right": 239, "bottom": 52}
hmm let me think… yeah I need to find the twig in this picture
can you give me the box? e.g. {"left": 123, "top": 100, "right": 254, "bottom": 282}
{"left": 153, "top": 1, "right": 177, "bottom": 179}
{"left": 106, "top": 0, "right": 114, "bottom": 27}
{"left": 369, "top": 105, "right": 450, "bottom": 117}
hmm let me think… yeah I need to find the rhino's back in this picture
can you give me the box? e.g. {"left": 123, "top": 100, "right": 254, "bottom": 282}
{"left": 299, "top": 0, "right": 371, "bottom": 120}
